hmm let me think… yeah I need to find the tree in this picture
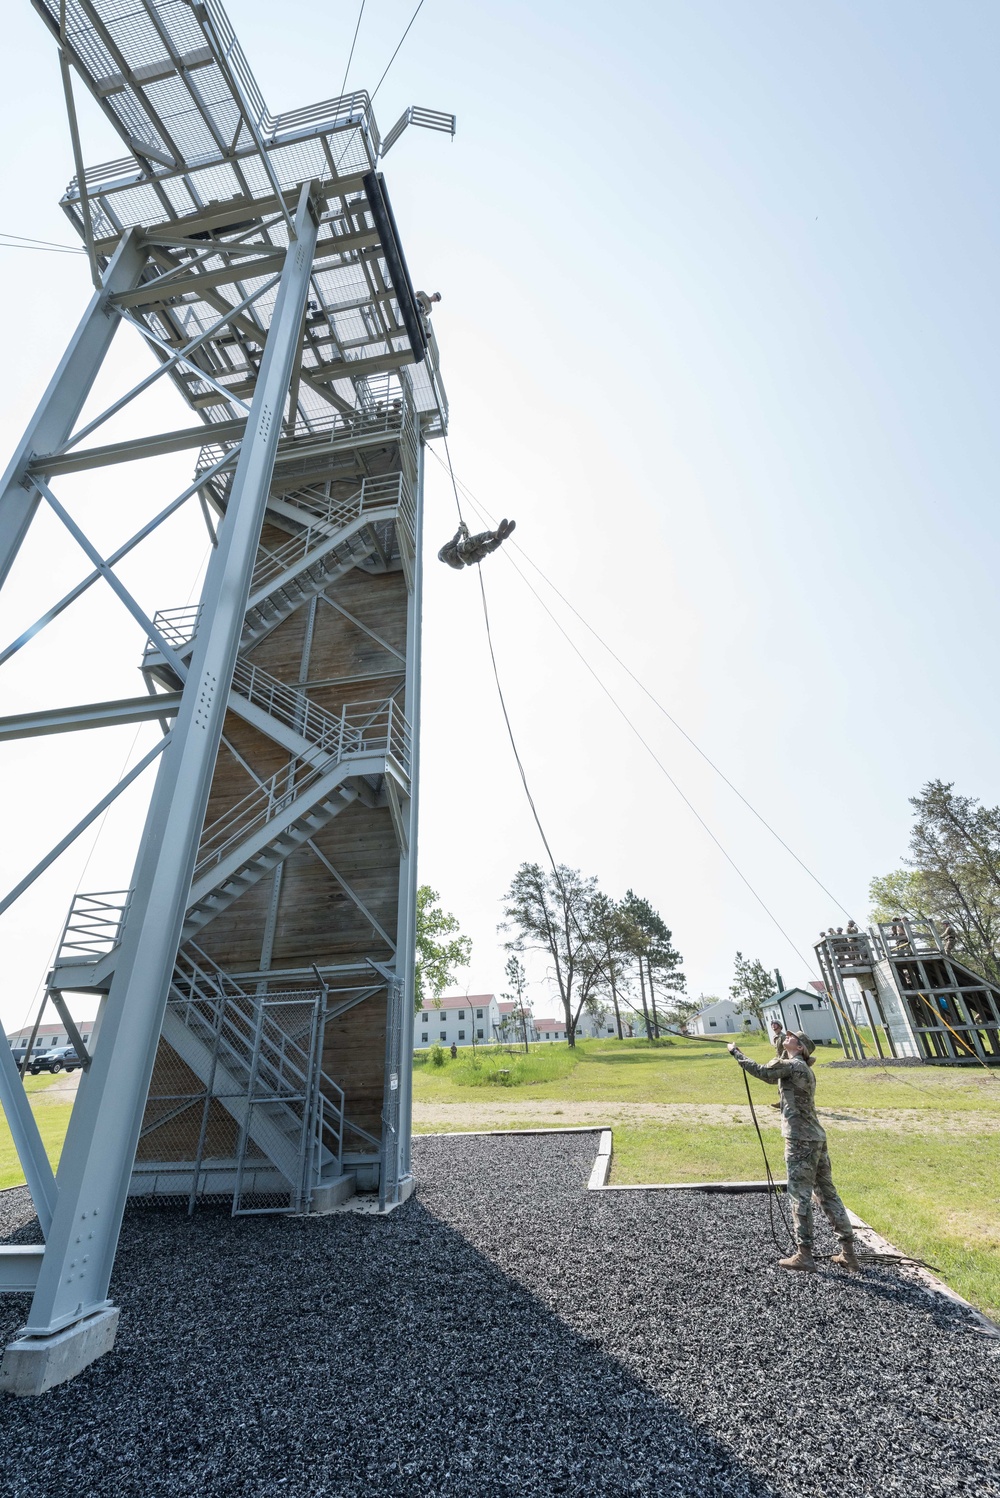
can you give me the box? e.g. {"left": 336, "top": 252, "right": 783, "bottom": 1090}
{"left": 500, "top": 862, "right": 600, "bottom": 1047}
{"left": 619, "top": 891, "right": 686, "bottom": 1039}
{"left": 501, "top": 954, "right": 531, "bottom": 1054}
{"left": 666, "top": 995, "right": 705, "bottom": 1032}
{"left": 588, "top": 892, "right": 630, "bottom": 1039}
{"left": 729, "top": 952, "right": 774, "bottom": 1029}
{"left": 414, "top": 885, "right": 472, "bottom": 1014}
{"left": 870, "top": 780, "right": 1000, "bottom": 984}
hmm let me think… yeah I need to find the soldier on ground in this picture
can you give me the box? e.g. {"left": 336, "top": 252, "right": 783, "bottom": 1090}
{"left": 770, "top": 1019, "right": 785, "bottom": 1054}
{"left": 438, "top": 517, "right": 516, "bottom": 569}
{"left": 727, "top": 1030, "right": 860, "bottom": 1274}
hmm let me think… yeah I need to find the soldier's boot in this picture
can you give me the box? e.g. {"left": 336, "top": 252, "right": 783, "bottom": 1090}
{"left": 778, "top": 1246, "right": 817, "bottom": 1273}
{"left": 830, "top": 1237, "right": 861, "bottom": 1272}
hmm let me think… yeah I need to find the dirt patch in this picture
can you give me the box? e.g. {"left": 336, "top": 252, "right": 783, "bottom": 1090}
{"left": 29, "top": 1070, "right": 82, "bottom": 1106}
{"left": 413, "top": 1098, "right": 1000, "bottom": 1136}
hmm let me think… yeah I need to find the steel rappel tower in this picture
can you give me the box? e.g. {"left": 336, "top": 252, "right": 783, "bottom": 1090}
{"left": 0, "top": 0, "right": 452, "bottom": 1393}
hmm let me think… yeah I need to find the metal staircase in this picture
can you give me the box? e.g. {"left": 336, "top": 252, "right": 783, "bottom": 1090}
{"left": 51, "top": 687, "right": 409, "bottom": 985}
{"left": 144, "top": 471, "right": 414, "bottom": 672}
{"left": 136, "top": 945, "right": 359, "bottom": 1213}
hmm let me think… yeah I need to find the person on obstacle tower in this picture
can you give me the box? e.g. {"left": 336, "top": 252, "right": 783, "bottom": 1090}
{"left": 726, "top": 1031, "right": 860, "bottom": 1274}
{"left": 437, "top": 518, "right": 516, "bottom": 569}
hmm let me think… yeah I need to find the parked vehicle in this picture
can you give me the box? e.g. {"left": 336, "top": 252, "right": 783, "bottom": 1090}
{"left": 27, "top": 1045, "right": 84, "bottom": 1076}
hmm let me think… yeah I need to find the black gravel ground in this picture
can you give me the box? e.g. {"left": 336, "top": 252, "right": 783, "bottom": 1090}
{"left": 1, "top": 1131, "right": 997, "bottom": 1498}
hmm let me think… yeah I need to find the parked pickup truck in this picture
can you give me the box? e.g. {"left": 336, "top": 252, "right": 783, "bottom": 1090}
{"left": 25, "top": 1045, "right": 85, "bottom": 1076}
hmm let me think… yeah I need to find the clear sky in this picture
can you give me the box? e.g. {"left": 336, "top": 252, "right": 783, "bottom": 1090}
{"left": 2, "top": 1, "right": 1000, "bottom": 1032}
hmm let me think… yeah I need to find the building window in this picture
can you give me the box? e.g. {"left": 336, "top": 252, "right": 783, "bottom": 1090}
{"left": 458, "top": 1010, "right": 465, "bottom": 1020}
{"left": 476, "top": 1008, "right": 483, "bottom": 1019}
{"left": 607, "top": 1027, "right": 614, "bottom": 1034}
{"left": 421, "top": 1034, "right": 428, "bottom": 1044}
{"left": 799, "top": 1003, "right": 814, "bottom": 1012}
{"left": 709, "top": 1020, "right": 717, "bottom": 1028}
{"left": 458, "top": 1030, "right": 465, "bottom": 1040}
{"left": 440, "top": 1032, "right": 446, "bottom": 1042}
{"left": 544, "top": 1032, "right": 550, "bottom": 1040}
{"left": 477, "top": 1028, "right": 484, "bottom": 1038}
{"left": 82, "top": 1033, "right": 90, "bottom": 1042}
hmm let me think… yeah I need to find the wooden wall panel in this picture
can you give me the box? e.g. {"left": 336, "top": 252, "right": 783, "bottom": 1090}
{"left": 142, "top": 432, "right": 412, "bottom": 1187}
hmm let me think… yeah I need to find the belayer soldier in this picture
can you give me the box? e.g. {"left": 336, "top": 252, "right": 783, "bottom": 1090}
{"left": 727, "top": 1031, "right": 861, "bottom": 1273}
{"left": 438, "top": 517, "right": 516, "bottom": 569}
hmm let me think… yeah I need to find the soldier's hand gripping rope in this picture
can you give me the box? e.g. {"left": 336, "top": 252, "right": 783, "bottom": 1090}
{"left": 437, "top": 517, "right": 516, "bottom": 569}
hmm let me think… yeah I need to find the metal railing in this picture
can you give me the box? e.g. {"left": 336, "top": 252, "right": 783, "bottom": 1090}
{"left": 143, "top": 606, "right": 201, "bottom": 658}
{"left": 231, "top": 658, "right": 361, "bottom": 756}
{"left": 193, "top": 696, "right": 410, "bottom": 880}
{"left": 54, "top": 890, "right": 132, "bottom": 965}
{"left": 199, "top": 395, "right": 414, "bottom": 475}
{"left": 251, "top": 473, "right": 408, "bottom": 594}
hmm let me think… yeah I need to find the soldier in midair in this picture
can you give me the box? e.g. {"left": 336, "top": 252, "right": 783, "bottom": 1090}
{"left": 438, "top": 517, "right": 516, "bottom": 569}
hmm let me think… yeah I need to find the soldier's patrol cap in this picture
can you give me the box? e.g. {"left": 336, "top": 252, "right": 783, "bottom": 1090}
{"left": 792, "top": 1031, "right": 815, "bottom": 1055}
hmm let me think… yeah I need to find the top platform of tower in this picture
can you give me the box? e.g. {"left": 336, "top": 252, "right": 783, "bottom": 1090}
{"left": 31, "top": 0, "right": 451, "bottom": 438}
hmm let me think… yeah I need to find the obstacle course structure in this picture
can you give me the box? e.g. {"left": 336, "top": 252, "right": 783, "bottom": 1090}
{"left": 0, "top": 0, "right": 452, "bottom": 1393}
{"left": 816, "top": 919, "right": 1000, "bottom": 1064}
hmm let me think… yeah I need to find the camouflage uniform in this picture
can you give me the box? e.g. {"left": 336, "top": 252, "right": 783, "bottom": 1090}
{"left": 437, "top": 518, "right": 516, "bottom": 569}
{"left": 735, "top": 1053, "right": 855, "bottom": 1251}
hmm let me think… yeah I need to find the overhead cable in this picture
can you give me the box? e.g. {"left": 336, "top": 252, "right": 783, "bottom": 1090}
{"left": 428, "top": 446, "right": 826, "bottom": 979}
{"left": 369, "top": 0, "right": 428, "bottom": 104}
{"left": 427, "top": 447, "right": 853, "bottom": 934}
{"left": 337, "top": 0, "right": 367, "bottom": 103}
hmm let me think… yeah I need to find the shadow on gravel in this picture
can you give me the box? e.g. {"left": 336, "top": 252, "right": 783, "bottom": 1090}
{"left": 1, "top": 1129, "right": 998, "bottom": 1498}
{"left": 0, "top": 1187, "right": 777, "bottom": 1498}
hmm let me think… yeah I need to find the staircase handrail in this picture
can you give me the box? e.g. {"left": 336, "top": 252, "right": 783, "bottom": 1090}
{"left": 193, "top": 696, "right": 408, "bottom": 878}
{"left": 250, "top": 473, "right": 407, "bottom": 593}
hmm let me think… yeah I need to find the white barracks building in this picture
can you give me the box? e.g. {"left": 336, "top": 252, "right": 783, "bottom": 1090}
{"left": 416, "top": 995, "right": 501, "bottom": 1047}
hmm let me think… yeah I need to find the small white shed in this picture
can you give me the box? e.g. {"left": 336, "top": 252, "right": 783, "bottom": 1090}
{"left": 690, "top": 999, "right": 761, "bottom": 1036}
{"left": 762, "top": 987, "right": 840, "bottom": 1045}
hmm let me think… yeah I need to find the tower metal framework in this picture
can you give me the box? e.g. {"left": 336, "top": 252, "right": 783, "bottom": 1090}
{"left": 0, "top": 0, "right": 452, "bottom": 1393}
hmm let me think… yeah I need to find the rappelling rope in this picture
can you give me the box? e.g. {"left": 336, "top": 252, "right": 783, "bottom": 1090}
{"left": 440, "top": 432, "right": 465, "bottom": 524}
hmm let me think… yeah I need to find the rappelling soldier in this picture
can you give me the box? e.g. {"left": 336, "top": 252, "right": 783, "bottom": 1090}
{"left": 727, "top": 1031, "right": 861, "bottom": 1274}
{"left": 438, "top": 517, "right": 516, "bottom": 569}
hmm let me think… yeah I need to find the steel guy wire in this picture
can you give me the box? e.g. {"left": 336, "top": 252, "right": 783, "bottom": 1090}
{"left": 426, "top": 446, "right": 854, "bottom": 924}
{"left": 369, "top": 0, "right": 428, "bottom": 105}
{"left": 0, "top": 230, "right": 85, "bottom": 251}
{"left": 334, "top": 0, "right": 429, "bottom": 172}
{"left": 430, "top": 452, "right": 824, "bottom": 983}
{"left": 337, "top": 0, "right": 367, "bottom": 103}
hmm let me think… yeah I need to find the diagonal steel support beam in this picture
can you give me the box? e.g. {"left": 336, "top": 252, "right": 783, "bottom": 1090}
{"left": 0, "top": 1039, "right": 56, "bottom": 1239}
{"left": 0, "top": 447, "right": 239, "bottom": 670}
{"left": 0, "top": 231, "right": 146, "bottom": 589}
{"left": 0, "top": 737, "right": 169, "bottom": 921}
{"left": 33, "top": 480, "right": 190, "bottom": 679}
{"left": 48, "top": 278, "right": 280, "bottom": 458}
{"left": 16, "top": 183, "right": 321, "bottom": 1345}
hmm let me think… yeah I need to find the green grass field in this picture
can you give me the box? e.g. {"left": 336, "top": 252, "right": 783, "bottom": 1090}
{"left": 413, "top": 1034, "right": 1000, "bottom": 1319}
{"left": 0, "top": 1072, "right": 74, "bottom": 1189}
{"left": 3, "top": 1038, "right": 996, "bottom": 1319}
